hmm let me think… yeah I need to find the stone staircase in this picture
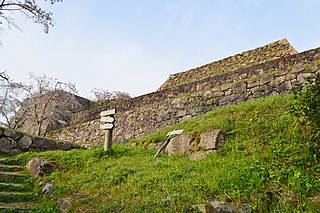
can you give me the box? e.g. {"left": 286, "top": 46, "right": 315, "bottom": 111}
{"left": 0, "top": 158, "right": 38, "bottom": 212}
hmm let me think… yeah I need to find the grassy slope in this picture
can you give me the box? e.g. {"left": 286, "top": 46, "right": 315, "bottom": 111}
{"left": 7, "top": 94, "right": 320, "bottom": 212}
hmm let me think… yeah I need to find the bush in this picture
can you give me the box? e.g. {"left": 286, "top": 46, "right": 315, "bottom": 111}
{"left": 290, "top": 72, "right": 320, "bottom": 166}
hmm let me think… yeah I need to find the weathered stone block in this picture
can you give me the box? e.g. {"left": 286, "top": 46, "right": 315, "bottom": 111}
{"left": 0, "top": 138, "right": 19, "bottom": 154}
{"left": 220, "top": 83, "right": 232, "bottom": 91}
{"left": 27, "top": 158, "right": 56, "bottom": 177}
{"left": 198, "top": 130, "right": 225, "bottom": 150}
{"left": 203, "top": 91, "right": 213, "bottom": 99}
{"left": 4, "top": 129, "right": 24, "bottom": 141}
{"left": 297, "top": 73, "right": 312, "bottom": 83}
{"left": 247, "top": 80, "right": 260, "bottom": 88}
{"left": 270, "top": 77, "right": 285, "bottom": 87}
{"left": 210, "top": 201, "right": 237, "bottom": 213}
{"left": 260, "top": 75, "right": 273, "bottom": 85}
{"left": 18, "top": 136, "right": 33, "bottom": 150}
{"left": 176, "top": 110, "right": 187, "bottom": 117}
{"left": 219, "top": 97, "right": 229, "bottom": 106}
{"left": 233, "top": 82, "right": 246, "bottom": 94}
{"left": 278, "top": 81, "right": 292, "bottom": 93}
{"left": 32, "top": 137, "right": 57, "bottom": 150}
{"left": 274, "top": 69, "right": 288, "bottom": 77}
{"left": 57, "top": 141, "right": 74, "bottom": 151}
{"left": 166, "top": 133, "right": 192, "bottom": 155}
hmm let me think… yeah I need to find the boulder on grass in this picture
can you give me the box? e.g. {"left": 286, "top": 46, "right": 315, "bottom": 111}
{"left": 27, "top": 158, "right": 56, "bottom": 178}
{"left": 198, "top": 130, "right": 225, "bottom": 151}
{"left": 165, "top": 133, "right": 192, "bottom": 155}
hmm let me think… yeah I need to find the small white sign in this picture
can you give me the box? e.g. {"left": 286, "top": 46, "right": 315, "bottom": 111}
{"left": 100, "top": 123, "right": 114, "bottom": 130}
{"left": 100, "top": 116, "right": 115, "bottom": 123}
{"left": 166, "top": 129, "right": 184, "bottom": 137}
{"left": 100, "top": 109, "right": 116, "bottom": 117}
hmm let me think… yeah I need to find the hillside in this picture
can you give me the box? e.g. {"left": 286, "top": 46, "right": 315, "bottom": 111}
{"left": 4, "top": 94, "right": 320, "bottom": 212}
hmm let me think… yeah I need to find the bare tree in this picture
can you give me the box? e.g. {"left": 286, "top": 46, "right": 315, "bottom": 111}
{"left": 0, "top": 70, "right": 26, "bottom": 129}
{"left": 90, "top": 88, "right": 132, "bottom": 101}
{"left": 0, "top": 0, "right": 62, "bottom": 33}
{"left": 20, "top": 73, "right": 78, "bottom": 136}
{"left": 0, "top": 72, "right": 78, "bottom": 136}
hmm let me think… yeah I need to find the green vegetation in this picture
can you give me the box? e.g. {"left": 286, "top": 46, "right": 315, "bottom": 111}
{"left": 4, "top": 94, "right": 320, "bottom": 212}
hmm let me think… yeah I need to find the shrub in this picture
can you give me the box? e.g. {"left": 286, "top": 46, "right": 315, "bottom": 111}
{"left": 290, "top": 72, "right": 320, "bottom": 166}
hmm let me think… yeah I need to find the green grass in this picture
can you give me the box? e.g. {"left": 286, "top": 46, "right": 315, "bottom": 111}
{"left": 7, "top": 94, "right": 320, "bottom": 212}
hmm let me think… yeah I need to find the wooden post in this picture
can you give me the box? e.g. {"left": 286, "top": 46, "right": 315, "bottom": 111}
{"left": 104, "top": 129, "right": 113, "bottom": 153}
{"left": 100, "top": 109, "right": 116, "bottom": 153}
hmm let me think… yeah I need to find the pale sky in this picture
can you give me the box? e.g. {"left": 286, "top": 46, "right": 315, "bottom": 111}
{"left": 0, "top": 0, "right": 320, "bottom": 98}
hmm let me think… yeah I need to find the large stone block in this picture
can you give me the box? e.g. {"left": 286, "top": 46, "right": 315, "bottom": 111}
{"left": 18, "top": 136, "right": 33, "bottom": 150}
{"left": 0, "top": 138, "right": 20, "bottom": 154}
{"left": 198, "top": 130, "right": 225, "bottom": 150}
{"left": 31, "top": 137, "right": 57, "bottom": 150}
{"left": 27, "top": 158, "right": 56, "bottom": 177}
{"left": 4, "top": 129, "right": 24, "bottom": 141}
{"left": 166, "top": 133, "right": 192, "bottom": 155}
{"left": 233, "top": 82, "right": 246, "bottom": 94}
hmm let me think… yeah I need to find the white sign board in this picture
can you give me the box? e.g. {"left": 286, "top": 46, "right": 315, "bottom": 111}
{"left": 100, "top": 109, "right": 116, "bottom": 117}
{"left": 100, "top": 123, "right": 114, "bottom": 130}
{"left": 100, "top": 116, "right": 115, "bottom": 123}
{"left": 166, "top": 129, "right": 184, "bottom": 137}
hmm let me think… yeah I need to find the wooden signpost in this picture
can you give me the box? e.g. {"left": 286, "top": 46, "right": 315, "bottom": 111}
{"left": 100, "top": 109, "right": 116, "bottom": 153}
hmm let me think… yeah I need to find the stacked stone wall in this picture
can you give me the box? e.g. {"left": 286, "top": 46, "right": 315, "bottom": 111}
{"left": 68, "top": 39, "right": 297, "bottom": 126}
{"left": 47, "top": 47, "right": 320, "bottom": 143}
{"left": 158, "top": 38, "right": 297, "bottom": 90}
{"left": 0, "top": 128, "right": 78, "bottom": 154}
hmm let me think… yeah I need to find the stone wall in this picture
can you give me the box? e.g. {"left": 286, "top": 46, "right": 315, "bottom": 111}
{"left": 0, "top": 127, "right": 78, "bottom": 154}
{"left": 158, "top": 38, "right": 297, "bottom": 90}
{"left": 47, "top": 47, "right": 320, "bottom": 143}
{"left": 67, "top": 39, "right": 298, "bottom": 126}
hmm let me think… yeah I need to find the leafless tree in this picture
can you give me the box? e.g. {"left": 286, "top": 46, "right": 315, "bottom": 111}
{"left": 90, "top": 88, "right": 131, "bottom": 101}
{"left": 20, "top": 73, "right": 78, "bottom": 136}
{"left": 0, "top": 0, "right": 62, "bottom": 33}
{"left": 0, "top": 70, "right": 26, "bottom": 129}
{"left": 0, "top": 72, "right": 78, "bottom": 136}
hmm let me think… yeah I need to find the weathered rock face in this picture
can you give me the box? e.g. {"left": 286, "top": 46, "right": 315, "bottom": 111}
{"left": 27, "top": 158, "right": 56, "bottom": 178}
{"left": 15, "top": 90, "right": 91, "bottom": 136}
{"left": 47, "top": 43, "right": 320, "bottom": 144}
{"left": 165, "top": 130, "right": 225, "bottom": 157}
{"left": 0, "top": 127, "right": 78, "bottom": 154}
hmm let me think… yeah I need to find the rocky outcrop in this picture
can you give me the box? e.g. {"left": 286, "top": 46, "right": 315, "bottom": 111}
{"left": 0, "top": 127, "right": 78, "bottom": 154}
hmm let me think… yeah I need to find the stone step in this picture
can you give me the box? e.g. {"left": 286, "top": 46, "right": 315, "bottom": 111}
{"left": 0, "top": 172, "right": 31, "bottom": 185}
{"left": 0, "top": 192, "right": 37, "bottom": 203}
{"left": 0, "top": 202, "right": 38, "bottom": 212}
{"left": 0, "top": 172, "right": 28, "bottom": 180}
{"left": 0, "top": 183, "right": 33, "bottom": 193}
{"left": 0, "top": 165, "right": 24, "bottom": 173}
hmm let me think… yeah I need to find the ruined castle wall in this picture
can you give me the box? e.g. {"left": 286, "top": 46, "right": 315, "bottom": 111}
{"left": 47, "top": 47, "right": 320, "bottom": 143}
{"left": 68, "top": 39, "right": 298, "bottom": 126}
{"left": 157, "top": 38, "right": 298, "bottom": 90}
